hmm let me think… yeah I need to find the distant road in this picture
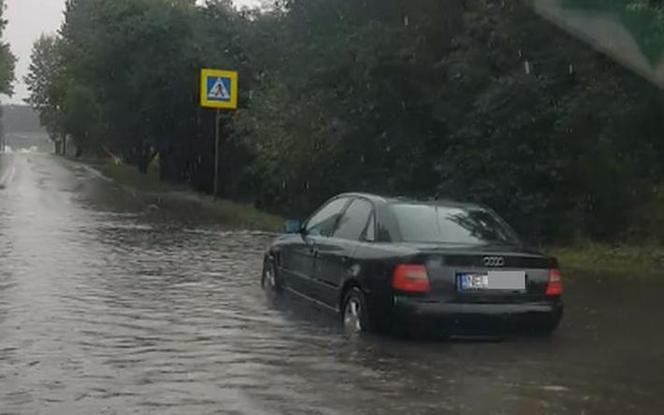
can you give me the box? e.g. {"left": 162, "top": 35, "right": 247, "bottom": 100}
{"left": 3, "top": 132, "right": 52, "bottom": 153}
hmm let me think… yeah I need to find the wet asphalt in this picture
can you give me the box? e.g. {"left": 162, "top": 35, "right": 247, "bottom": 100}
{"left": 1, "top": 151, "right": 663, "bottom": 414}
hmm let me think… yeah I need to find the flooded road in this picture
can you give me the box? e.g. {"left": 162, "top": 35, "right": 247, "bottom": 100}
{"left": 1, "top": 152, "right": 664, "bottom": 414}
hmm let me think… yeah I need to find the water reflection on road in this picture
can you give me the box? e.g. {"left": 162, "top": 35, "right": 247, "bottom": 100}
{"left": 1, "top": 153, "right": 663, "bottom": 414}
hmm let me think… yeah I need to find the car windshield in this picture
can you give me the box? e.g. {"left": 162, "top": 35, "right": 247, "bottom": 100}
{"left": 391, "top": 204, "right": 519, "bottom": 245}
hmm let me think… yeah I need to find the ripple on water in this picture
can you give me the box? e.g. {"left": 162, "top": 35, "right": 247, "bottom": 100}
{"left": 2, "top": 154, "right": 664, "bottom": 414}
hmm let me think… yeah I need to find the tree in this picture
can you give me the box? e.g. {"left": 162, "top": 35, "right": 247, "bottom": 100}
{"left": 0, "top": 0, "right": 15, "bottom": 96}
{"left": 24, "top": 35, "right": 68, "bottom": 151}
{"left": 23, "top": 0, "right": 664, "bottom": 242}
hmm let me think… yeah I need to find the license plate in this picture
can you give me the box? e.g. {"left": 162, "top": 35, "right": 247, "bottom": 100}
{"left": 458, "top": 271, "right": 526, "bottom": 291}
{"left": 458, "top": 273, "right": 489, "bottom": 290}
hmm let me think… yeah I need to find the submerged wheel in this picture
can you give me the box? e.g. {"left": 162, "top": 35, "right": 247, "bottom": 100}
{"left": 342, "top": 287, "right": 370, "bottom": 335}
{"left": 261, "top": 258, "right": 280, "bottom": 297}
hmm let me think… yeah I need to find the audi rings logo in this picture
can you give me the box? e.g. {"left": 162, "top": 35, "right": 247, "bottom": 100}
{"left": 483, "top": 256, "right": 505, "bottom": 267}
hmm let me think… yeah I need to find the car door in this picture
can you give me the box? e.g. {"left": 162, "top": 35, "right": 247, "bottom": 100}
{"left": 288, "top": 197, "right": 351, "bottom": 300}
{"left": 313, "top": 198, "right": 374, "bottom": 308}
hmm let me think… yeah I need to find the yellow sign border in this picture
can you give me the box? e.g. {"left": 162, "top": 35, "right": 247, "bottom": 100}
{"left": 200, "top": 69, "right": 238, "bottom": 110}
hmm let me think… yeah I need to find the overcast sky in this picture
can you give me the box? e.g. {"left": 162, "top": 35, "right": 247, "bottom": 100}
{"left": 1, "top": 0, "right": 260, "bottom": 105}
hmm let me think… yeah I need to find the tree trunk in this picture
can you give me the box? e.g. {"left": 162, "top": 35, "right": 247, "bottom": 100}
{"left": 137, "top": 152, "right": 149, "bottom": 174}
{"left": 137, "top": 145, "right": 156, "bottom": 174}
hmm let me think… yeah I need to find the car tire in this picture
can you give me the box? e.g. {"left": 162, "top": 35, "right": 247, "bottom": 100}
{"left": 261, "top": 258, "right": 281, "bottom": 297}
{"left": 342, "top": 287, "right": 371, "bottom": 336}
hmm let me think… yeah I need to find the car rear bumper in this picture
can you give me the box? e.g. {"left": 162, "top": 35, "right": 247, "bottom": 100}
{"left": 392, "top": 297, "right": 563, "bottom": 335}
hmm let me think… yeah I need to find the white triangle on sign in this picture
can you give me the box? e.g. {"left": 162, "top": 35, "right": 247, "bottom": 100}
{"left": 208, "top": 78, "right": 230, "bottom": 100}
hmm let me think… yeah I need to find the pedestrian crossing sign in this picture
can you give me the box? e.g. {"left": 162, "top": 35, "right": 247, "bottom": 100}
{"left": 200, "top": 69, "right": 238, "bottom": 109}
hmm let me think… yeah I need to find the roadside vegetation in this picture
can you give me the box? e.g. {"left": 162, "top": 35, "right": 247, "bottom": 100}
{"left": 21, "top": 0, "right": 664, "bottom": 271}
{"left": 0, "top": 0, "right": 14, "bottom": 96}
{"left": 552, "top": 244, "right": 664, "bottom": 278}
{"left": 0, "top": 0, "right": 16, "bottom": 152}
{"left": 96, "top": 159, "right": 283, "bottom": 231}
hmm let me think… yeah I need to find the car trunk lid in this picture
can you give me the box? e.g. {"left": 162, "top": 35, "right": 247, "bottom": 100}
{"left": 402, "top": 244, "right": 556, "bottom": 303}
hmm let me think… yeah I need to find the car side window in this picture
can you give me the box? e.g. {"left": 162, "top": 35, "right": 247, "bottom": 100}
{"left": 305, "top": 198, "right": 350, "bottom": 237}
{"left": 333, "top": 199, "right": 373, "bottom": 241}
{"left": 364, "top": 213, "right": 375, "bottom": 242}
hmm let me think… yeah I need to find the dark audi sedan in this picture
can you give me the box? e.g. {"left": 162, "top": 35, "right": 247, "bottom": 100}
{"left": 261, "top": 193, "right": 563, "bottom": 336}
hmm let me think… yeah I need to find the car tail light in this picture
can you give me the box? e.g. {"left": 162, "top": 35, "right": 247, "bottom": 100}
{"left": 392, "top": 264, "right": 430, "bottom": 294}
{"left": 546, "top": 269, "right": 563, "bottom": 296}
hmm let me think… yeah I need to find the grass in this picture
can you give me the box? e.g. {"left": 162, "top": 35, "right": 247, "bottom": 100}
{"left": 94, "top": 160, "right": 284, "bottom": 232}
{"left": 548, "top": 186, "right": 664, "bottom": 277}
{"left": 549, "top": 243, "right": 664, "bottom": 277}
{"left": 99, "top": 161, "right": 171, "bottom": 192}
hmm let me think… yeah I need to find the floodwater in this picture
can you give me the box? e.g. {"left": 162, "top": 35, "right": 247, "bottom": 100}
{"left": 1, "top": 152, "right": 663, "bottom": 414}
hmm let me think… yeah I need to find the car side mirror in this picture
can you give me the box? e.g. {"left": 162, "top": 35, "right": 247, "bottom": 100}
{"left": 284, "top": 220, "right": 302, "bottom": 234}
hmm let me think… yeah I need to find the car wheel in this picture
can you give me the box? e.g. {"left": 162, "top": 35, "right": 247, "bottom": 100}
{"left": 261, "top": 258, "right": 280, "bottom": 297}
{"left": 342, "top": 287, "right": 370, "bottom": 336}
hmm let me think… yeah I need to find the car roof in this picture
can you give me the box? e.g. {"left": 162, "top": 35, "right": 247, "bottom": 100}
{"left": 336, "top": 192, "right": 481, "bottom": 209}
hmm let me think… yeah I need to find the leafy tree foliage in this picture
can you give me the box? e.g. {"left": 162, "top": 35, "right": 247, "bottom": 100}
{"left": 24, "top": 35, "right": 67, "bottom": 144}
{"left": 1, "top": 105, "right": 44, "bottom": 134}
{"left": 24, "top": 0, "right": 664, "bottom": 241}
{"left": 0, "top": 0, "right": 15, "bottom": 152}
{"left": 0, "top": 0, "right": 14, "bottom": 96}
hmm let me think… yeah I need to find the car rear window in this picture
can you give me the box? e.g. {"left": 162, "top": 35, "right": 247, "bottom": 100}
{"left": 390, "top": 204, "right": 519, "bottom": 245}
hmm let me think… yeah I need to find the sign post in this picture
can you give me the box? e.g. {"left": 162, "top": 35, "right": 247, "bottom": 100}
{"left": 200, "top": 68, "right": 238, "bottom": 198}
{"left": 213, "top": 108, "right": 222, "bottom": 198}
